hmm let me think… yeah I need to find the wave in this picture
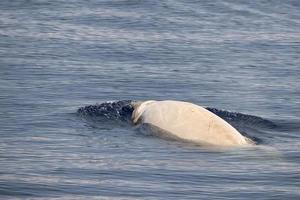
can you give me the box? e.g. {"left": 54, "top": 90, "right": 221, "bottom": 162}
{"left": 205, "top": 107, "right": 277, "bottom": 129}
{"left": 77, "top": 100, "right": 134, "bottom": 123}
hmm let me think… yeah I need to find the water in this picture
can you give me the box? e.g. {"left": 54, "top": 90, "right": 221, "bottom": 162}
{"left": 1, "top": 0, "right": 300, "bottom": 199}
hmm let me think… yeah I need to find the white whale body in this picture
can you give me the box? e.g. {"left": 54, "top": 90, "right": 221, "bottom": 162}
{"left": 131, "top": 100, "right": 253, "bottom": 146}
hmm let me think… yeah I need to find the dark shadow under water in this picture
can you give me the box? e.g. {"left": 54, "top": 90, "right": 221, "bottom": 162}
{"left": 77, "top": 100, "right": 295, "bottom": 145}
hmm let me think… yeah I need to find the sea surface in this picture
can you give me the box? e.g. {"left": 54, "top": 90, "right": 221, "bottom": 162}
{"left": 1, "top": 0, "right": 300, "bottom": 199}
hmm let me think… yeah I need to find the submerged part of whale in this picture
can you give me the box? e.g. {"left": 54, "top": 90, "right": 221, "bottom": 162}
{"left": 131, "top": 100, "right": 254, "bottom": 146}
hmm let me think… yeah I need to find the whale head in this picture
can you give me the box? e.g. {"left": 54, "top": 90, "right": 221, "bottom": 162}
{"left": 131, "top": 100, "right": 156, "bottom": 125}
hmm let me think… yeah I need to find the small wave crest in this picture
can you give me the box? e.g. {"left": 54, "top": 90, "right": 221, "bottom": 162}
{"left": 77, "top": 100, "right": 134, "bottom": 123}
{"left": 206, "top": 107, "right": 277, "bottom": 129}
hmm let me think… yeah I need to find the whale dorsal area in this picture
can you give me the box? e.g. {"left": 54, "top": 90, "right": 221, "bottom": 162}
{"left": 132, "top": 100, "right": 251, "bottom": 146}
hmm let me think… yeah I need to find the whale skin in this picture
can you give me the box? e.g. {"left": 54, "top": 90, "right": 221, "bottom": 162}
{"left": 132, "top": 100, "right": 253, "bottom": 146}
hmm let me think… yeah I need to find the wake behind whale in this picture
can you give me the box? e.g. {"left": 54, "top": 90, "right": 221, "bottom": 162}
{"left": 77, "top": 100, "right": 278, "bottom": 145}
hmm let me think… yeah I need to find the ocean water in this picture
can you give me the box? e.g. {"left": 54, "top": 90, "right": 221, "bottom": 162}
{"left": 1, "top": 0, "right": 300, "bottom": 199}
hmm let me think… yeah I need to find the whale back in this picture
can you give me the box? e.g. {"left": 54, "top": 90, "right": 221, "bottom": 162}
{"left": 132, "top": 100, "right": 252, "bottom": 146}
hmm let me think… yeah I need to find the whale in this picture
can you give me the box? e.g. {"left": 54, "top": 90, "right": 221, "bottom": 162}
{"left": 131, "top": 100, "right": 254, "bottom": 146}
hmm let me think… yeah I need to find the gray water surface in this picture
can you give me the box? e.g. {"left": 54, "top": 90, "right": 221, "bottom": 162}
{"left": 1, "top": 0, "right": 300, "bottom": 199}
